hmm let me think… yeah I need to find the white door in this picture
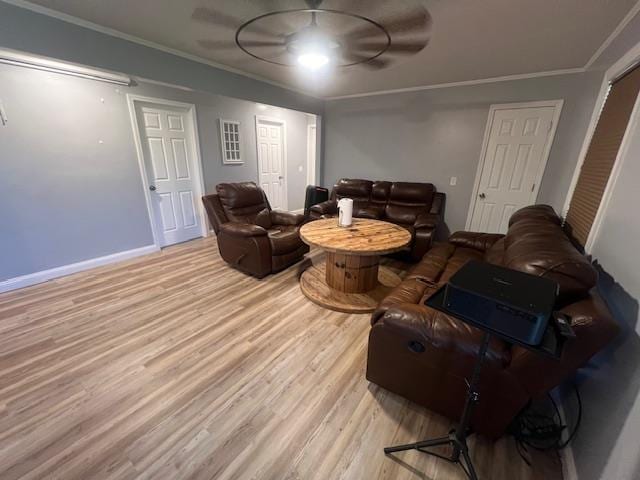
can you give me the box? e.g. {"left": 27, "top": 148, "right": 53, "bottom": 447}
{"left": 256, "top": 117, "right": 286, "bottom": 209}
{"left": 468, "top": 104, "right": 560, "bottom": 233}
{"left": 136, "top": 104, "right": 203, "bottom": 246}
{"left": 307, "top": 124, "right": 317, "bottom": 185}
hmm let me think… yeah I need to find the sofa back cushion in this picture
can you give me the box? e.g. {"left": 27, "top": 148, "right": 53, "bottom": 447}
{"left": 496, "top": 205, "right": 598, "bottom": 301}
{"left": 331, "top": 178, "right": 373, "bottom": 216}
{"left": 508, "top": 204, "right": 562, "bottom": 227}
{"left": 384, "top": 182, "right": 435, "bottom": 225}
{"left": 202, "top": 194, "right": 228, "bottom": 234}
{"left": 216, "top": 182, "right": 270, "bottom": 225}
{"left": 367, "top": 181, "right": 392, "bottom": 218}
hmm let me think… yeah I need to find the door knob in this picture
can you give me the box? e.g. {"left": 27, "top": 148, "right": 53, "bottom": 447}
{"left": 149, "top": 185, "right": 157, "bottom": 191}
{"left": 479, "top": 193, "right": 486, "bottom": 199}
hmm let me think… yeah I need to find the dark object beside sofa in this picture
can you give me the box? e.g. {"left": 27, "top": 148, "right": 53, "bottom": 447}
{"left": 202, "top": 182, "right": 309, "bottom": 278}
{"left": 366, "top": 205, "right": 619, "bottom": 439}
{"left": 309, "top": 178, "right": 445, "bottom": 261}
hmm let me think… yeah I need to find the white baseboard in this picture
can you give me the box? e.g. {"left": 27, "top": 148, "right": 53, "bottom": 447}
{"left": 291, "top": 208, "right": 305, "bottom": 214}
{"left": 0, "top": 244, "right": 159, "bottom": 293}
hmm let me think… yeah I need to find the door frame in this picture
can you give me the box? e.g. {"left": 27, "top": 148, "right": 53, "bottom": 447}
{"left": 255, "top": 114, "right": 288, "bottom": 210}
{"left": 307, "top": 123, "right": 317, "bottom": 186}
{"left": 465, "top": 99, "right": 564, "bottom": 230}
{"left": 563, "top": 41, "right": 640, "bottom": 253}
{"left": 126, "top": 94, "right": 208, "bottom": 248}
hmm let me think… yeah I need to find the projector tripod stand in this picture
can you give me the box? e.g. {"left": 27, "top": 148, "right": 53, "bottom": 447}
{"left": 384, "top": 331, "right": 491, "bottom": 480}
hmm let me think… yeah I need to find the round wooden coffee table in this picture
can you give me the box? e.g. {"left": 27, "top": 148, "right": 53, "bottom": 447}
{"left": 299, "top": 218, "right": 411, "bottom": 313}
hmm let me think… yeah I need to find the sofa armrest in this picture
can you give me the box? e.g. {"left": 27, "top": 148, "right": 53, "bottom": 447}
{"left": 448, "top": 231, "right": 504, "bottom": 252}
{"left": 414, "top": 213, "right": 440, "bottom": 229}
{"left": 377, "top": 304, "right": 511, "bottom": 367}
{"left": 271, "top": 210, "right": 305, "bottom": 226}
{"left": 430, "top": 192, "right": 446, "bottom": 215}
{"left": 309, "top": 200, "right": 338, "bottom": 218}
{"left": 219, "top": 222, "right": 268, "bottom": 237}
{"left": 372, "top": 277, "right": 435, "bottom": 325}
{"left": 507, "top": 294, "right": 619, "bottom": 397}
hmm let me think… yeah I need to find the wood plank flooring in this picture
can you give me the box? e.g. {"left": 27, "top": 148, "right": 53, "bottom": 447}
{"left": 0, "top": 237, "right": 562, "bottom": 480}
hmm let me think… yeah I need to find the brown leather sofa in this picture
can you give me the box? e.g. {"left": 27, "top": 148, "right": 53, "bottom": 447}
{"left": 366, "top": 205, "right": 618, "bottom": 439}
{"left": 309, "top": 178, "right": 445, "bottom": 261}
{"left": 202, "top": 182, "right": 309, "bottom": 278}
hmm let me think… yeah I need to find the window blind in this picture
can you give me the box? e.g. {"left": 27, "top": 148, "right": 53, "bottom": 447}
{"left": 565, "top": 64, "right": 640, "bottom": 247}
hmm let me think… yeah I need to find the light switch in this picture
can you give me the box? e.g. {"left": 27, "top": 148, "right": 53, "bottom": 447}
{"left": 449, "top": 176, "right": 457, "bottom": 186}
{"left": 298, "top": 165, "right": 303, "bottom": 172}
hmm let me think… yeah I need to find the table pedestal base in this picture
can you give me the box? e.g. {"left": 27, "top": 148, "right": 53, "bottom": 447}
{"left": 300, "top": 259, "right": 402, "bottom": 313}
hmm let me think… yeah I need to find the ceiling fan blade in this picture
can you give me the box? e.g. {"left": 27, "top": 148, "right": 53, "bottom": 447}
{"left": 362, "top": 57, "right": 390, "bottom": 70}
{"left": 192, "top": 7, "right": 241, "bottom": 28}
{"left": 197, "top": 40, "right": 236, "bottom": 50}
{"left": 192, "top": 7, "right": 278, "bottom": 36}
{"left": 352, "top": 41, "right": 426, "bottom": 54}
{"left": 343, "top": 52, "right": 391, "bottom": 69}
{"left": 240, "top": 39, "right": 285, "bottom": 47}
{"left": 198, "top": 39, "right": 284, "bottom": 50}
{"left": 343, "top": 9, "right": 431, "bottom": 40}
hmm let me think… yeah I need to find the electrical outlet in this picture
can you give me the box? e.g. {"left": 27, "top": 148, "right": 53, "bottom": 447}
{"left": 450, "top": 176, "right": 457, "bottom": 186}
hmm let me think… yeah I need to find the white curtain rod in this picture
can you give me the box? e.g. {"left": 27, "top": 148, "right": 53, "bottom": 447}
{"left": 0, "top": 48, "right": 132, "bottom": 86}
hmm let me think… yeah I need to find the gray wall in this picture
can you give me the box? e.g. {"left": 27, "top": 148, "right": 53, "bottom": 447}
{"left": 564, "top": 11, "right": 640, "bottom": 480}
{"left": 135, "top": 81, "right": 314, "bottom": 211}
{"left": 0, "top": 63, "right": 315, "bottom": 281}
{"left": 322, "top": 72, "right": 602, "bottom": 233}
{"left": 0, "top": 64, "right": 153, "bottom": 280}
{"left": 0, "top": 1, "right": 323, "bottom": 115}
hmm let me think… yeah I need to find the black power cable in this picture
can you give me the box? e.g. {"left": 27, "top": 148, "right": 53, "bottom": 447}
{"left": 508, "top": 383, "right": 582, "bottom": 466}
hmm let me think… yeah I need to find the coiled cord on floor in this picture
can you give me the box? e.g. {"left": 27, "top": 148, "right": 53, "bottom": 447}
{"left": 508, "top": 383, "right": 582, "bottom": 466}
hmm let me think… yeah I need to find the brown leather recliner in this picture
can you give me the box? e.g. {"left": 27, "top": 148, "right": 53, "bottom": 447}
{"left": 202, "top": 182, "right": 309, "bottom": 278}
{"left": 309, "top": 179, "right": 445, "bottom": 261}
{"left": 366, "top": 205, "right": 619, "bottom": 439}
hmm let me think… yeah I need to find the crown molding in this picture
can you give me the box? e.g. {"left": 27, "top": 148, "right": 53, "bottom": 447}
{"left": 4, "top": 0, "right": 640, "bottom": 101}
{"left": 325, "top": 68, "right": 586, "bottom": 101}
{"left": 0, "top": 0, "right": 321, "bottom": 99}
{"left": 584, "top": 0, "right": 640, "bottom": 70}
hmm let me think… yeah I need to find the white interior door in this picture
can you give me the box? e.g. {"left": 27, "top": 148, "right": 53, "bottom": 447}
{"left": 256, "top": 117, "right": 286, "bottom": 210}
{"left": 136, "top": 104, "right": 203, "bottom": 247}
{"left": 468, "top": 104, "right": 560, "bottom": 233}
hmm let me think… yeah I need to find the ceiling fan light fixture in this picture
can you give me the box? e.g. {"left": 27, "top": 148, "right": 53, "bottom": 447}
{"left": 297, "top": 48, "right": 330, "bottom": 70}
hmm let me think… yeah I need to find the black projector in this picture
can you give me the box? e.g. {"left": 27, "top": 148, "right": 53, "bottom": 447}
{"left": 443, "top": 260, "right": 559, "bottom": 346}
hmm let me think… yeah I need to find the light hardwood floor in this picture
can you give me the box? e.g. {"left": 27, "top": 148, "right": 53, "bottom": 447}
{"left": 0, "top": 237, "right": 561, "bottom": 480}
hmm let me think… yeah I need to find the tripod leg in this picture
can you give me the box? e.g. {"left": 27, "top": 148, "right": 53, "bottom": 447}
{"left": 384, "top": 435, "right": 450, "bottom": 454}
{"left": 459, "top": 446, "right": 479, "bottom": 480}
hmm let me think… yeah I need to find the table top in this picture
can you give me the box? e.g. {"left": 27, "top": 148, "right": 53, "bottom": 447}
{"left": 299, "top": 218, "right": 412, "bottom": 256}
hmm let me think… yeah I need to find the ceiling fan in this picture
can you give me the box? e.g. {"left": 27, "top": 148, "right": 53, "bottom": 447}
{"left": 193, "top": 0, "right": 431, "bottom": 71}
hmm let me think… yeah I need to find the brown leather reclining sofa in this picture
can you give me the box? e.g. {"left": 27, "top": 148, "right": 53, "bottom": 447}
{"left": 309, "top": 178, "right": 445, "bottom": 261}
{"left": 202, "top": 182, "right": 309, "bottom": 278}
{"left": 367, "top": 205, "right": 618, "bottom": 439}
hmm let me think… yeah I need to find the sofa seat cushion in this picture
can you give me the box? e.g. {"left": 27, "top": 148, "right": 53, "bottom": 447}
{"left": 355, "top": 205, "right": 385, "bottom": 219}
{"left": 267, "top": 226, "right": 304, "bottom": 255}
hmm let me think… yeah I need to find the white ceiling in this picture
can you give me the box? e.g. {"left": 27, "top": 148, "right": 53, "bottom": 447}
{"left": 17, "top": 0, "right": 640, "bottom": 98}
